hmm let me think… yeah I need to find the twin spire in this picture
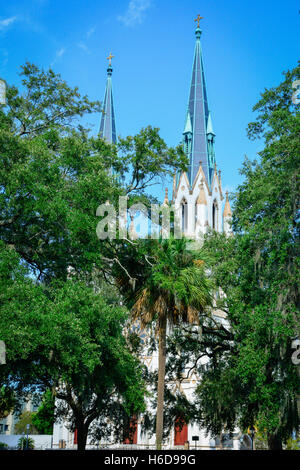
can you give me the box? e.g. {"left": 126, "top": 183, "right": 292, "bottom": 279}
{"left": 99, "top": 16, "right": 213, "bottom": 174}
{"left": 98, "top": 17, "right": 232, "bottom": 235}
{"left": 99, "top": 53, "right": 117, "bottom": 144}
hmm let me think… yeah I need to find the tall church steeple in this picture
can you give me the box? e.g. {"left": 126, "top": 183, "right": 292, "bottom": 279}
{"left": 173, "top": 17, "right": 231, "bottom": 238}
{"left": 183, "top": 18, "right": 215, "bottom": 186}
{"left": 99, "top": 53, "right": 117, "bottom": 144}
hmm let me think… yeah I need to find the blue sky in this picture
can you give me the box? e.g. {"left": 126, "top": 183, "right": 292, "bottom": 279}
{"left": 0, "top": 0, "right": 299, "bottom": 201}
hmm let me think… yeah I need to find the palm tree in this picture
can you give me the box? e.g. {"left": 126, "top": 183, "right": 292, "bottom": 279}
{"left": 115, "top": 236, "right": 213, "bottom": 449}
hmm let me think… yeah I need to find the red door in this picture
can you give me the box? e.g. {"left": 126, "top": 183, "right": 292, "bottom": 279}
{"left": 123, "top": 415, "right": 138, "bottom": 444}
{"left": 74, "top": 428, "right": 78, "bottom": 444}
{"left": 174, "top": 419, "right": 188, "bottom": 445}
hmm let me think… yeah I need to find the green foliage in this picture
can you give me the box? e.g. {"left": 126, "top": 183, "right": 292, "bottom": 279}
{"left": 32, "top": 390, "right": 54, "bottom": 435}
{"left": 0, "top": 62, "right": 187, "bottom": 449}
{"left": 117, "top": 126, "right": 187, "bottom": 193}
{"left": 198, "top": 64, "right": 300, "bottom": 448}
{"left": 0, "top": 442, "right": 8, "bottom": 449}
{"left": 14, "top": 411, "right": 39, "bottom": 435}
{"left": 0, "top": 385, "right": 15, "bottom": 419}
{"left": 0, "top": 270, "right": 146, "bottom": 443}
{"left": 285, "top": 437, "right": 300, "bottom": 450}
{"left": 0, "top": 62, "right": 186, "bottom": 282}
{"left": 0, "top": 212, "right": 146, "bottom": 446}
{"left": 17, "top": 436, "right": 35, "bottom": 450}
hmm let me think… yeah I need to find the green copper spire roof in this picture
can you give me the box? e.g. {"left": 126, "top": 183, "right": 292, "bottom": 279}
{"left": 206, "top": 112, "right": 215, "bottom": 136}
{"left": 183, "top": 22, "right": 215, "bottom": 186}
{"left": 183, "top": 111, "right": 192, "bottom": 134}
{"left": 99, "top": 55, "right": 117, "bottom": 144}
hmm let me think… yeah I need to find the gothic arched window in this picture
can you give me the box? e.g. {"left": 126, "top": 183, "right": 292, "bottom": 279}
{"left": 195, "top": 200, "right": 198, "bottom": 228}
{"left": 181, "top": 198, "right": 188, "bottom": 233}
{"left": 183, "top": 133, "right": 192, "bottom": 156}
{"left": 212, "top": 199, "right": 218, "bottom": 231}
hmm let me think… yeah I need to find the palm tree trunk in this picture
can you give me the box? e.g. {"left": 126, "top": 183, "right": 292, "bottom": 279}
{"left": 156, "top": 315, "right": 167, "bottom": 450}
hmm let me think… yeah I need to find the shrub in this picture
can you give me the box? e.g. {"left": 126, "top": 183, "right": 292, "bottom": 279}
{"left": 285, "top": 438, "right": 300, "bottom": 450}
{"left": 17, "top": 437, "right": 35, "bottom": 450}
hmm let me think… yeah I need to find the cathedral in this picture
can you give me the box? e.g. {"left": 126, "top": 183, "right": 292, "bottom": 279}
{"left": 97, "top": 18, "right": 232, "bottom": 240}
{"left": 53, "top": 18, "right": 236, "bottom": 450}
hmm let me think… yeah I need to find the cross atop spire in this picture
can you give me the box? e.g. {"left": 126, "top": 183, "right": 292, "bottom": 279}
{"left": 107, "top": 52, "right": 114, "bottom": 67}
{"left": 194, "top": 14, "right": 204, "bottom": 29}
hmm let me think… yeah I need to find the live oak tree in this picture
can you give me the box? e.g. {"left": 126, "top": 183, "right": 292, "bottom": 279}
{"left": 47, "top": 281, "right": 147, "bottom": 451}
{"left": 0, "top": 244, "right": 146, "bottom": 450}
{"left": 0, "top": 62, "right": 187, "bottom": 448}
{"left": 0, "top": 62, "right": 186, "bottom": 281}
{"left": 230, "top": 62, "right": 300, "bottom": 449}
{"left": 1, "top": 63, "right": 111, "bottom": 280}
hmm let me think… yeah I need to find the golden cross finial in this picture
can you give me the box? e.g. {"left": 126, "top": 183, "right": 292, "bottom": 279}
{"left": 107, "top": 52, "right": 114, "bottom": 66}
{"left": 194, "top": 14, "right": 204, "bottom": 28}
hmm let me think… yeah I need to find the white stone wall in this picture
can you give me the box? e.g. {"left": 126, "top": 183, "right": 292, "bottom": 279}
{"left": 173, "top": 170, "right": 224, "bottom": 238}
{"left": 0, "top": 434, "right": 53, "bottom": 449}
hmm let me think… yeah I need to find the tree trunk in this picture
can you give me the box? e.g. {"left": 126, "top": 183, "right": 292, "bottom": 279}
{"left": 156, "top": 315, "right": 167, "bottom": 450}
{"left": 76, "top": 421, "right": 88, "bottom": 451}
{"left": 267, "top": 433, "right": 282, "bottom": 450}
{"left": 219, "top": 432, "right": 223, "bottom": 450}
